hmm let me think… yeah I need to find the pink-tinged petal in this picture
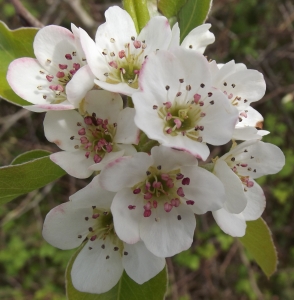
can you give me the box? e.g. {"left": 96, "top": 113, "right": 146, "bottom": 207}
{"left": 181, "top": 166, "right": 225, "bottom": 214}
{"left": 44, "top": 110, "right": 84, "bottom": 151}
{"left": 181, "top": 24, "right": 215, "bottom": 53}
{"left": 212, "top": 208, "right": 246, "bottom": 237}
{"left": 114, "top": 108, "right": 140, "bottom": 144}
{"left": 24, "top": 103, "right": 75, "bottom": 112}
{"left": 79, "top": 28, "right": 108, "bottom": 81}
{"left": 42, "top": 202, "right": 93, "bottom": 250}
{"left": 151, "top": 145, "right": 198, "bottom": 172}
{"left": 88, "top": 151, "right": 125, "bottom": 171}
{"left": 69, "top": 175, "right": 115, "bottom": 210}
{"left": 34, "top": 25, "right": 79, "bottom": 73}
{"left": 7, "top": 58, "right": 52, "bottom": 105}
{"left": 95, "top": 79, "right": 137, "bottom": 96}
{"left": 71, "top": 238, "right": 123, "bottom": 294}
{"left": 84, "top": 90, "right": 123, "bottom": 124}
{"left": 111, "top": 189, "right": 144, "bottom": 244}
{"left": 66, "top": 65, "right": 95, "bottom": 107}
{"left": 169, "top": 23, "right": 180, "bottom": 49}
{"left": 232, "top": 127, "right": 264, "bottom": 141}
{"left": 139, "top": 203, "right": 196, "bottom": 257}
{"left": 242, "top": 180, "right": 266, "bottom": 221}
{"left": 214, "top": 159, "right": 247, "bottom": 213}
{"left": 138, "top": 16, "right": 171, "bottom": 54}
{"left": 122, "top": 241, "right": 165, "bottom": 284}
{"left": 99, "top": 153, "right": 153, "bottom": 191}
{"left": 50, "top": 151, "right": 93, "bottom": 179}
{"left": 236, "top": 106, "right": 264, "bottom": 128}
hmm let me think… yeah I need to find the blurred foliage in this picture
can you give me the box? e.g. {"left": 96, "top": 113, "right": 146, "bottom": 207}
{"left": 0, "top": 0, "right": 294, "bottom": 299}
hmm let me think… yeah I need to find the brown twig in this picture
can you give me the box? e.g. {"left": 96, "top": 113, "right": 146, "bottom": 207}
{"left": 10, "top": 0, "right": 44, "bottom": 28}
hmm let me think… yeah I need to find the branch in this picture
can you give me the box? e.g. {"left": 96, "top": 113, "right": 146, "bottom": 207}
{"left": 10, "top": 0, "right": 44, "bottom": 28}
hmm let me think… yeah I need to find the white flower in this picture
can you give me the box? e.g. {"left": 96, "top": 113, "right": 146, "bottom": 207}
{"left": 7, "top": 24, "right": 95, "bottom": 112}
{"left": 212, "top": 140, "right": 285, "bottom": 237}
{"left": 132, "top": 47, "right": 239, "bottom": 160}
{"left": 79, "top": 6, "right": 215, "bottom": 96}
{"left": 79, "top": 6, "right": 172, "bottom": 96}
{"left": 44, "top": 90, "right": 139, "bottom": 178}
{"left": 42, "top": 175, "right": 165, "bottom": 294}
{"left": 99, "top": 145, "right": 225, "bottom": 257}
{"left": 209, "top": 60, "right": 267, "bottom": 140}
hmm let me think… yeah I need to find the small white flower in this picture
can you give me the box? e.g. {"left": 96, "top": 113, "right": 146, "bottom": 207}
{"left": 42, "top": 175, "right": 165, "bottom": 294}
{"left": 209, "top": 60, "right": 267, "bottom": 140}
{"left": 7, "top": 24, "right": 95, "bottom": 112}
{"left": 132, "top": 47, "right": 239, "bottom": 160}
{"left": 44, "top": 90, "right": 139, "bottom": 178}
{"left": 99, "top": 145, "right": 225, "bottom": 257}
{"left": 212, "top": 140, "right": 285, "bottom": 237}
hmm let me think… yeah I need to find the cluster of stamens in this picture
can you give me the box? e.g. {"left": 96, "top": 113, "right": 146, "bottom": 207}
{"left": 71, "top": 113, "right": 117, "bottom": 163}
{"left": 155, "top": 80, "right": 215, "bottom": 142}
{"left": 129, "top": 165, "right": 193, "bottom": 218}
{"left": 37, "top": 51, "right": 85, "bottom": 103}
{"left": 102, "top": 36, "right": 147, "bottom": 88}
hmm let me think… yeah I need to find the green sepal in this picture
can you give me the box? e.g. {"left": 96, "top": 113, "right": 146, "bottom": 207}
{"left": 239, "top": 218, "right": 278, "bottom": 278}
{"left": 122, "top": 0, "right": 150, "bottom": 33}
{"left": 0, "top": 21, "right": 38, "bottom": 106}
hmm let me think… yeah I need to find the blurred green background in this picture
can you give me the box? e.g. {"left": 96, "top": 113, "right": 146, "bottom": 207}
{"left": 0, "top": 0, "right": 294, "bottom": 299}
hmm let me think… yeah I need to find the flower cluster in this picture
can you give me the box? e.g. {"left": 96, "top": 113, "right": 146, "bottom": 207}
{"left": 7, "top": 6, "right": 285, "bottom": 294}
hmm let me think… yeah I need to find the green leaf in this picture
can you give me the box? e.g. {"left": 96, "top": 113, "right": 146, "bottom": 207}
{"left": 158, "top": 0, "right": 186, "bottom": 18}
{"left": 178, "top": 0, "right": 212, "bottom": 42}
{"left": 123, "top": 0, "right": 150, "bottom": 33}
{"left": 66, "top": 244, "right": 168, "bottom": 300}
{"left": 0, "top": 155, "right": 66, "bottom": 205}
{"left": 239, "top": 218, "right": 278, "bottom": 278}
{"left": 11, "top": 149, "right": 51, "bottom": 165}
{"left": 0, "top": 21, "right": 38, "bottom": 106}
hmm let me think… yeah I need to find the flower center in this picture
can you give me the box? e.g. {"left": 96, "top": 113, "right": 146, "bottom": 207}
{"left": 102, "top": 36, "right": 147, "bottom": 88}
{"left": 130, "top": 165, "right": 193, "bottom": 218}
{"left": 37, "top": 51, "right": 85, "bottom": 104}
{"left": 71, "top": 113, "right": 117, "bottom": 163}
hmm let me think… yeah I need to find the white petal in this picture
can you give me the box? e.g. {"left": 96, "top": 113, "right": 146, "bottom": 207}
{"left": 232, "top": 127, "right": 263, "bottom": 141}
{"left": 71, "top": 23, "right": 86, "bottom": 60}
{"left": 42, "top": 202, "right": 93, "bottom": 250}
{"left": 138, "top": 16, "right": 171, "bottom": 54}
{"left": 140, "top": 203, "right": 196, "bottom": 257}
{"left": 181, "top": 166, "right": 225, "bottom": 214}
{"left": 44, "top": 110, "right": 84, "bottom": 151}
{"left": 66, "top": 65, "right": 95, "bottom": 107}
{"left": 71, "top": 238, "right": 123, "bottom": 294}
{"left": 122, "top": 241, "right": 165, "bottom": 284}
{"left": 242, "top": 180, "right": 266, "bottom": 221}
{"left": 88, "top": 150, "right": 125, "bottom": 171}
{"left": 111, "top": 189, "right": 144, "bottom": 244}
{"left": 212, "top": 208, "right": 246, "bottom": 237}
{"left": 181, "top": 24, "right": 215, "bottom": 53}
{"left": 236, "top": 106, "right": 264, "bottom": 128}
{"left": 69, "top": 175, "right": 115, "bottom": 210}
{"left": 116, "top": 144, "right": 137, "bottom": 156}
{"left": 114, "top": 108, "right": 140, "bottom": 144}
{"left": 214, "top": 159, "right": 247, "bottom": 213}
{"left": 24, "top": 103, "right": 75, "bottom": 112}
{"left": 95, "top": 6, "right": 137, "bottom": 50}
{"left": 151, "top": 145, "right": 198, "bottom": 172}
{"left": 95, "top": 79, "right": 137, "bottom": 96}
{"left": 169, "top": 22, "right": 180, "bottom": 49}
{"left": 50, "top": 151, "right": 93, "bottom": 179}
{"left": 34, "top": 25, "right": 79, "bottom": 73}
{"left": 7, "top": 58, "right": 52, "bottom": 105}
{"left": 84, "top": 90, "right": 123, "bottom": 124}
{"left": 99, "top": 153, "right": 153, "bottom": 191}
